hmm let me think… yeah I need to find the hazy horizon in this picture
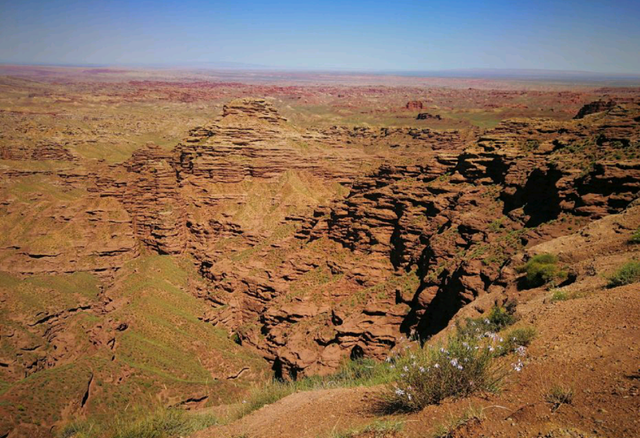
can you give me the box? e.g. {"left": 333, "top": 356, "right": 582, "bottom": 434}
{"left": 1, "top": 0, "right": 639, "bottom": 74}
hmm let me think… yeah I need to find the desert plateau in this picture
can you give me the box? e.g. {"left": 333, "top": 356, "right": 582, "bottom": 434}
{"left": 1, "top": 1, "right": 639, "bottom": 437}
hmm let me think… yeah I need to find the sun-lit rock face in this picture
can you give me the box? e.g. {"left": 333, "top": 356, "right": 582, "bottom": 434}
{"left": 195, "top": 100, "right": 640, "bottom": 378}
{"left": 1, "top": 82, "right": 640, "bottom": 437}
{"left": 220, "top": 97, "right": 289, "bottom": 125}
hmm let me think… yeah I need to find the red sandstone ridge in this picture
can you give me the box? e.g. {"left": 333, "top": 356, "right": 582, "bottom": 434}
{"left": 573, "top": 99, "right": 617, "bottom": 119}
{"left": 122, "top": 143, "right": 187, "bottom": 255}
{"left": 199, "top": 100, "right": 640, "bottom": 378}
{"left": 405, "top": 100, "right": 424, "bottom": 110}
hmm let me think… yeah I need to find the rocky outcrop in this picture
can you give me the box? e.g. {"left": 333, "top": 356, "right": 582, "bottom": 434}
{"left": 417, "top": 113, "right": 442, "bottom": 120}
{"left": 574, "top": 99, "right": 617, "bottom": 119}
{"left": 201, "top": 101, "right": 640, "bottom": 378}
{"left": 0, "top": 190, "right": 138, "bottom": 276}
{"left": 122, "top": 144, "right": 187, "bottom": 254}
{"left": 405, "top": 101, "right": 424, "bottom": 110}
{"left": 314, "top": 125, "right": 472, "bottom": 151}
{"left": 174, "top": 98, "right": 363, "bottom": 185}
{"left": 3, "top": 93, "right": 639, "bottom": 384}
{"left": 0, "top": 140, "right": 76, "bottom": 161}
{"left": 221, "top": 98, "right": 288, "bottom": 125}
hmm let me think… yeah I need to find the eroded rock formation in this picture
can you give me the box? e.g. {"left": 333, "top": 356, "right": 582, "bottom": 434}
{"left": 196, "top": 100, "right": 640, "bottom": 378}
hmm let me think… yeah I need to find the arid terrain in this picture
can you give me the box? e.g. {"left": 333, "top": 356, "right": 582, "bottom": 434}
{"left": 0, "top": 66, "right": 639, "bottom": 438}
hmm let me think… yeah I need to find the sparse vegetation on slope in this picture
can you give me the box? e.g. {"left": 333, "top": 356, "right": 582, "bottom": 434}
{"left": 518, "top": 253, "right": 567, "bottom": 289}
{"left": 430, "top": 405, "right": 485, "bottom": 438}
{"left": 607, "top": 260, "right": 640, "bottom": 288}
{"left": 383, "top": 335, "right": 504, "bottom": 412}
{"left": 545, "top": 385, "right": 574, "bottom": 412}
{"left": 232, "top": 357, "right": 395, "bottom": 420}
{"left": 59, "top": 407, "right": 218, "bottom": 438}
{"left": 383, "top": 306, "right": 528, "bottom": 412}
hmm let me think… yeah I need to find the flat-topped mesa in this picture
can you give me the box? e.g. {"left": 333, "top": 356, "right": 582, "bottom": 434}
{"left": 182, "top": 98, "right": 289, "bottom": 144}
{"left": 174, "top": 97, "right": 357, "bottom": 185}
{"left": 574, "top": 99, "right": 617, "bottom": 119}
{"left": 220, "top": 97, "right": 288, "bottom": 126}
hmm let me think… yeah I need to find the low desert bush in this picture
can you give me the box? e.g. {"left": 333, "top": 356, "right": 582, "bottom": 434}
{"left": 607, "top": 261, "right": 640, "bottom": 288}
{"left": 383, "top": 302, "right": 530, "bottom": 412}
{"left": 383, "top": 335, "right": 506, "bottom": 412}
{"left": 629, "top": 227, "right": 640, "bottom": 244}
{"left": 500, "top": 326, "right": 536, "bottom": 355}
{"left": 518, "top": 253, "right": 567, "bottom": 289}
{"left": 486, "top": 304, "right": 517, "bottom": 329}
{"left": 545, "top": 385, "right": 574, "bottom": 411}
{"left": 550, "top": 289, "right": 568, "bottom": 302}
{"left": 550, "top": 288, "right": 586, "bottom": 302}
{"left": 456, "top": 304, "right": 517, "bottom": 340}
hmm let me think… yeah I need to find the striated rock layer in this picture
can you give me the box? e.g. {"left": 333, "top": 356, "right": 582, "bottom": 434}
{"left": 196, "top": 100, "right": 640, "bottom": 378}
{"left": 2, "top": 96, "right": 639, "bottom": 383}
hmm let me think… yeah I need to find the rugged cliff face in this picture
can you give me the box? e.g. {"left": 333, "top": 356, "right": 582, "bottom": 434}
{"left": 1, "top": 90, "right": 639, "bottom": 436}
{"left": 195, "top": 100, "right": 640, "bottom": 378}
{"left": 122, "top": 144, "right": 188, "bottom": 255}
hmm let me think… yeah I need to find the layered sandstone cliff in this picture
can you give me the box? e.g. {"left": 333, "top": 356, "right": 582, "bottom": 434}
{"left": 197, "top": 100, "right": 640, "bottom": 378}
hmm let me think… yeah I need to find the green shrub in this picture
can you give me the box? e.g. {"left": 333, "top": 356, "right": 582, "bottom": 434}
{"left": 456, "top": 304, "right": 517, "bottom": 339}
{"left": 518, "top": 253, "right": 566, "bottom": 289}
{"left": 550, "top": 288, "right": 586, "bottom": 302}
{"left": 500, "top": 327, "right": 536, "bottom": 355}
{"left": 487, "top": 305, "right": 516, "bottom": 329}
{"left": 383, "top": 335, "right": 506, "bottom": 412}
{"left": 630, "top": 227, "right": 640, "bottom": 244}
{"left": 550, "top": 289, "right": 568, "bottom": 302}
{"left": 607, "top": 261, "right": 640, "bottom": 288}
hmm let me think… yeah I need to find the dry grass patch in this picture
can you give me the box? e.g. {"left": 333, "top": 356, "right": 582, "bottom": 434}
{"left": 545, "top": 385, "right": 574, "bottom": 412}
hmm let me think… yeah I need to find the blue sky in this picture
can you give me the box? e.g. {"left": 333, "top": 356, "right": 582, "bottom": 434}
{"left": 0, "top": 0, "right": 639, "bottom": 73}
